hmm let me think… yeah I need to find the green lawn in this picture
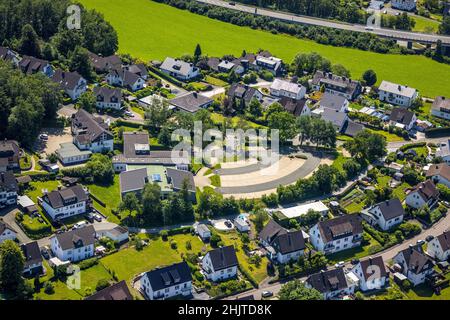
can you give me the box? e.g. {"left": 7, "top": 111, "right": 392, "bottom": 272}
{"left": 412, "top": 16, "right": 441, "bottom": 34}
{"left": 367, "top": 128, "right": 405, "bottom": 142}
{"left": 327, "top": 234, "right": 381, "bottom": 264}
{"left": 79, "top": 0, "right": 450, "bottom": 98}
{"left": 405, "top": 273, "right": 450, "bottom": 300}
{"left": 131, "top": 106, "right": 145, "bottom": 118}
{"left": 210, "top": 112, "right": 265, "bottom": 129}
{"left": 204, "top": 75, "right": 228, "bottom": 87}
{"left": 88, "top": 175, "right": 122, "bottom": 223}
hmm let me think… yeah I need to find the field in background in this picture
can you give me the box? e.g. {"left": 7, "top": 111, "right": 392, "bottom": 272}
{"left": 79, "top": 0, "right": 450, "bottom": 98}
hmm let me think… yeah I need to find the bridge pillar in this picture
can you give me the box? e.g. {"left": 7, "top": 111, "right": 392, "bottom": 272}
{"left": 407, "top": 41, "right": 413, "bottom": 49}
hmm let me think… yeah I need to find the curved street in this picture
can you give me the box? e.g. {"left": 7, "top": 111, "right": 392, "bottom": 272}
{"left": 195, "top": 0, "right": 450, "bottom": 45}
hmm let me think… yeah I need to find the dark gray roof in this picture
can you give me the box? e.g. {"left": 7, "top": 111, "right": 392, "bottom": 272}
{"left": 169, "top": 92, "right": 213, "bottom": 113}
{"left": 397, "top": 245, "right": 434, "bottom": 275}
{"left": 272, "top": 230, "right": 306, "bottom": 254}
{"left": 306, "top": 268, "right": 348, "bottom": 294}
{"left": 53, "top": 225, "right": 95, "bottom": 250}
{"left": 279, "top": 97, "right": 307, "bottom": 116}
{"left": 375, "top": 198, "right": 405, "bottom": 221}
{"left": 432, "top": 96, "right": 450, "bottom": 112}
{"left": 19, "top": 55, "right": 49, "bottom": 74}
{"left": 43, "top": 184, "right": 88, "bottom": 209}
{"left": 321, "top": 108, "right": 347, "bottom": 128}
{"left": 108, "top": 68, "right": 142, "bottom": 88}
{"left": 119, "top": 168, "right": 148, "bottom": 194}
{"left": 160, "top": 57, "right": 198, "bottom": 77}
{"left": 51, "top": 69, "right": 84, "bottom": 91}
{"left": 312, "top": 71, "right": 361, "bottom": 98}
{"left": 88, "top": 52, "right": 122, "bottom": 72}
{"left": 317, "top": 215, "right": 363, "bottom": 243}
{"left": 0, "top": 140, "right": 20, "bottom": 165}
{"left": 93, "top": 86, "right": 122, "bottom": 104}
{"left": 72, "top": 109, "right": 113, "bottom": 145}
{"left": 436, "top": 231, "right": 450, "bottom": 252}
{"left": 426, "top": 163, "right": 450, "bottom": 182}
{"left": 85, "top": 280, "right": 133, "bottom": 300}
{"left": 0, "top": 47, "right": 19, "bottom": 63}
{"left": 342, "top": 120, "right": 364, "bottom": 137}
{"left": 0, "top": 220, "right": 16, "bottom": 235}
{"left": 166, "top": 168, "right": 195, "bottom": 192}
{"left": 409, "top": 180, "right": 439, "bottom": 202}
{"left": 389, "top": 108, "right": 415, "bottom": 126}
{"left": 21, "top": 241, "right": 42, "bottom": 269}
{"left": 144, "top": 261, "right": 192, "bottom": 291}
{"left": 228, "top": 83, "right": 259, "bottom": 104}
{"left": 359, "top": 256, "right": 387, "bottom": 281}
{"left": 207, "top": 245, "right": 238, "bottom": 271}
{"left": 320, "top": 93, "right": 348, "bottom": 110}
{"left": 258, "top": 219, "right": 287, "bottom": 244}
{"left": 125, "top": 64, "right": 148, "bottom": 78}
{"left": 0, "top": 171, "right": 18, "bottom": 193}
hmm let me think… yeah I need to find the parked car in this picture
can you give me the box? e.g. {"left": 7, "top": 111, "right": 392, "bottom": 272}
{"left": 224, "top": 220, "right": 233, "bottom": 228}
{"left": 124, "top": 110, "right": 133, "bottom": 117}
{"left": 351, "top": 258, "right": 360, "bottom": 265}
{"left": 39, "top": 133, "right": 49, "bottom": 141}
{"left": 417, "top": 239, "right": 425, "bottom": 246}
{"left": 73, "top": 221, "right": 88, "bottom": 230}
{"left": 262, "top": 291, "right": 273, "bottom": 298}
{"left": 40, "top": 248, "right": 50, "bottom": 260}
{"left": 426, "top": 235, "right": 435, "bottom": 242}
{"left": 85, "top": 213, "right": 94, "bottom": 223}
{"left": 93, "top": 213, "right": 102, "bottom": 222}
{"left": 334, "top": 261, "right": 345, "bottom": 268}
{"left": 229, "top": 1, "right": 236, "bottom": 5}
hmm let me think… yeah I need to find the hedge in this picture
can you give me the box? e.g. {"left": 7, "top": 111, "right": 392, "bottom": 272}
{"left": 398, "top": 142, "right": 426, "bottom": 152}
{"left": 166, "top": 226, "right": 194, "bottom": 236}
{"left": 425, "top": 127, "right": 450, "bottom": 138}
{"left": 148, "top": 65, "right": 183, "bottom": 87}
{"left": 238, "top": 264, "right": 259, "bottom": 289}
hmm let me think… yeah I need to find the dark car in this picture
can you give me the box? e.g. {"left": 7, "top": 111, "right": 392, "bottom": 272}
{"left": 351, "top": 258, "right": 360, "bottom": 265}
{"left": 262, "top": 291, "right": 273, "bottom": 298}
{"left": 426, "top": 235, "right": 435, "bottom": 242}
{"left": 229, "top": 1, "right": 236, "bottom": 5}
{"left": 40, "top": 249, "right": 50, "bottom": 260}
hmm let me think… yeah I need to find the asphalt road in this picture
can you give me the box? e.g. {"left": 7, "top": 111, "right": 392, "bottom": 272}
{"left": 196, "top": 0, "right": 450, "bottom": 45}
{"left": 217, "top": 151, "right": 321, "bottom": 194}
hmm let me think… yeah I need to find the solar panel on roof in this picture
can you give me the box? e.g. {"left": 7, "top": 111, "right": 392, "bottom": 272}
{"left": 169, "top": 269, "right": 181, "bottom": 283}
{"left": 152, "top": 174, "right": 162, "bottom": 182}
{"left": 161, "top": 272, "right": 171, "bottom": 285}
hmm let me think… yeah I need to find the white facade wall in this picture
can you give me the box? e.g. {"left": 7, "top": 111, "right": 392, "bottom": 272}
{"left": 201, "top": 254, "right": 237, "bottom": 282}
{"left": 351, "top": 263, "right": 387, "bottom": 291}
{"left": 379, "top": 89, "right": 418, "bottom": 107}
{"left": 309, "top": 224, "right": 362, "bottom": 255}
{"left": 140, "top": 274, "right": 192, "bottom": 300}
{"left": 42, "top": 199, "right": 87, "bottom": 221}
{"left": 368, "top": 206, "right": 404, "bottom": 231}
{"left": 427, "top": 238, "right": 450, "bottom": 261}
{"left": 0, "top": 229, "right": 17, "bottom": 243}
{"left": 50, "top": 237, "right": 94, "bottom": 262}
{"left": 0, "top": 190, "right": 18, "bottom": 208}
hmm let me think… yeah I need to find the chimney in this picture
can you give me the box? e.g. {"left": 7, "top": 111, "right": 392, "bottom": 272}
{"left": 1, "top": 172, "right": 4, "bottom": 183}
{"left": 398, "top": 85, "right": 401, "bottom": 91}
{"left": 193, "top": 92, "right": 197, "bottom": 98}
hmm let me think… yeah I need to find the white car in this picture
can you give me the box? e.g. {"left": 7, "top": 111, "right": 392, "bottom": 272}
{"left": 73, "top": 221, "right": 88, "bottom": 230}
{"left": 39, "top": 133, "right": 49, "bottom": 140}
{"left": 124, "top": 111, "right": 134, "bottom": 117}
{"left": 334, "top": 261, "right": 345, "bottom": 268}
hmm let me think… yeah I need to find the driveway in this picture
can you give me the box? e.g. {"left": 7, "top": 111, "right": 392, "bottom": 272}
{"left": 34, "top": 127, "right": 72, "bottom": 156}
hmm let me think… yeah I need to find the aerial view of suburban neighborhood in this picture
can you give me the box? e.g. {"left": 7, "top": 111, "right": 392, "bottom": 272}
{"left": 1, "top": 0, "right": 450, "bottom": 307}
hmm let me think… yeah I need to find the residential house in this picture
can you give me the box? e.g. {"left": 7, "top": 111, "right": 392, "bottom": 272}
{"left": 106, "top": 68, "right": 145, "bottom": 92}
{"left": 251, "top": 55, "right": 283, "bottom": 76}
{"left": 351, "top": 256, "right": 388, "bottom": 291}
{"left": 319, "top": 93, "right": 349, "bottom": 112}
{"left": 0, "top": 221, "right": 17, "bottom": 244}
{"left": 41, "top": 184, "right": 89, "bottom": 221}
{"left": 270, "top": 79, "right": 306, "bottom": 100}
{"left": 169, "top": 92, "right": 213, "bottom": 113}
{"left": 389, "top": 108, "right": 417, "bottom": 131}
{"left": 56, "top": 142, "right": 92, "bottom": 166}
{"left": 95, "top": 225, "right": 129, "bottom": 244}
{"left": 393, "top": 245, "right": 434, "bottom": 286}
{"left": 305, "top": 268, "right": 357, "bottom": 300}
{"left": 310, "top": 71, "right": 362, "bottom": 100}
{"left": 233, "top": 215, "right": 250, "bottom": 233}
{"left": 276, "top": 202, "right": 329, "bottom": 220}
{"left": 19, "top": 55, "right": 53, "bottom": 76}
{"left": 125, "top": 63, "right": 149, "bottom": 80}
{"left": 0, "top": 140, "right": 20, "bottom": 171}
{"left": 140, "top": 262, "right": 192, "bottom": 300}
{"left": 217, "top": 60, "right": 244, "bottom": 75}
{"left": 444, "top": 2, "right": 450, "bottom": 16}
{"left": 0, "top": 47, "right": 20, "bottom": 66}
{"left": 258, "top": 219, "right": 287, "bottom": 247}
{"left": 321, "top": 108, "right": 349, "bottom": 132}
{"left": 51, "top": 70, "right": 87, "bottom": 101}
{"left": 426, "top": 163, "right": 450, "bottom": 188}
{"left": 405, "top": 180, "right": 439, "bottom": 209}
{"left": 279, "top": 97, "right": 310, "bottom": 117}
{"left": 341, "top": 120, "right": 364, "bottom": 138}
{"left": 436, "top": 140, "right": 450, "bottom": 165}
{"left": 160, "top": 57, "right": 199, "bottom": 81}
{"left": 196, "top": 224, "right": 211, "bottom": 241}
{"left": 309, "top": 215, "right": 363, "bottom": 255}
{"left": 378, "top": 81, "right": 418, "bottom": 107}
{"left": 202, "top": 246, "right": 238, "bottom": 282}
{"left": 427, "top": 230, "right": 450, "bottom": 261}
{"left": 21, "top": 241, "right": 43, "bottom": 276}
{"left": 93, "top": 87, "right": 123, "bottom": 110}
{"left": 71, "top": 109, "right": 114, "bottom": 153}
{"left": 227, "top": 83, "right": 262, "bottom": 109}
{"left": 391, "top": 0, "right": 417, "bottom": 11}
{"left": 364, "top": 198, "right": 405, "bottom": 231}
{"left": 0, "top": 171, "right": 18, "bottom": 209}
{"left": 86, "top": 280, "right": 133, "bottom": 300}
{"left": 112, "top": 131, "right": 189, "bottom": 172}
{"left": 431, "top": 96, "right": 450, "bottom": 120}
{"left": 50, "top": 225, "right": 95, "bottom": 262}
{"left": 119, "top": 166, "right": 196, "bottom": 201}
{"left": 88, "top": 52, "right": 122, "bottom": 73}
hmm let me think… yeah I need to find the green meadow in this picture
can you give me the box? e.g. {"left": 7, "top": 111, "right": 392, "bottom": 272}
{"left": 79, "top": 0, "right": 450, "bottom": 98}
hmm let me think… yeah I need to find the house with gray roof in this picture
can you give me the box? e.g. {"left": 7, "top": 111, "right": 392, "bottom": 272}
{"left": 169, "top": 92, "right": 213, "bottom": 113}
{"left": 160, "top": 57, "right": 199, "bottom": 81}
{"left": 0, "top": 47, "right": 20, "bottom": 66}
{"left": 0, "top": 220, "right": 17, "bottom": 244}
{"left": 389, "top": 107, "right": 416, "bottom": 131}
{"left": 431, "top": 96, "right": 450, "bottom": 120}
{"left": 106, "top": 67, "right": 145, "bottom": 92}
{"left": 124, "top": 63, "right": 148, "bottom": 80}
{"left": 56, "top": 142, "right": 92, "bottom": 166}
{"left": 41, "top": 184, "right": 89, "bottom": 221}
{"left": 51, "top": 69, "right": 87, "bottom": 100}
{"left": 50, "top": 225, "right": 95, "bottom": 262}
{"left": 0, "top": 171, "right": 18, "bottom": 209}
{"left": 21, "top": 241, "right": 43, "bottom": 276}
{"left": 364, "top": 198, "right": 405, "bottom": 231}
{"left": 140, "top": 262, "right": 192, "bottom": 300}
{"left": 378, "top": 80, "right": 418, "bottom": 107}
{"left": 319, "top": 92, "right": 349, "bottom": 112}
{"left": 311, "top": 71, "right": 362, "bottom": 101}
{"left": 88, "top": 52, "right": 122, "bottom": 73}
{"left": 309, "top": 215, "right": 363, "bottom": 255}
{"left": 86, "top": 280, "right": 133, "bottom": 300}
{"left": 351, "top": 256, "right": 388, "bottom": 291}
{"left": 71, "top": 109, "right": 114, "bottom": 153}
{"left": 112, "top": 131, "right": 189, "bottom": 172}
{"left": 393, "top": 244, "right": 434, "bottom": 286}
{"left": 94, "top": 87, "right": 123, "bottom": 110}
{"left": 227, "top": 83, "right": 262, "bottom": 109}
{"left": 427, "top": 230, "right": 450, "bottom": 261}
{"left": 0, "top": 140, "right": 20, "bottom": 171}
{"left": 270, "top": 79, "right": 306, "bottom": 100}
{"left": 19, "top": 55, "right": 53, "bottom": 76}
{"left": 279, "top": 97, "right": 310, "bottom": 117}
{"left": 202, "top": 246, "right": 238, "bottom": 282}
{"left": 341, "top": 120, "right": 364, "bottom": 137}
{"left": 306, "top": 268, "right": 357, "bottom": 300}
{"left": 321, "top": 108, "right": 349, "bottom": 132}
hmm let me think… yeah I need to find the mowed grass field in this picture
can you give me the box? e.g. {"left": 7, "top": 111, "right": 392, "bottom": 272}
{"left": 79, "top": 0, "right": 450, "bottom": 98}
